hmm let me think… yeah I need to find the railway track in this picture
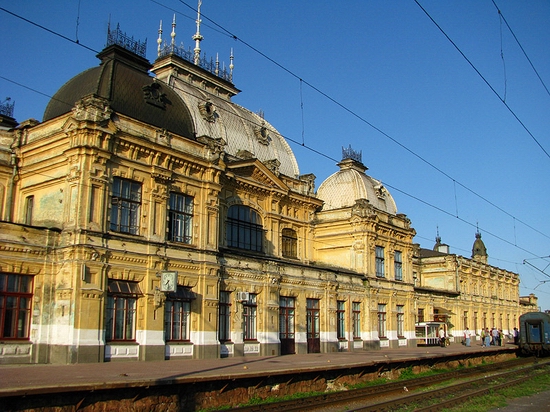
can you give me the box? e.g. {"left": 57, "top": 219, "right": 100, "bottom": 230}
{"left": 213, "top": 357, "right": 550, "bottom": 412}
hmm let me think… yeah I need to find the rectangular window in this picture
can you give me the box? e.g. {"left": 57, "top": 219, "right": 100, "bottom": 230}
{"left": 164, "top": 287, "right": 194, "bottom": 342}
{"left": 105, "top": 280, "right": 141, "bottom": 341}
{"left": 463, "top": 311, "right": 468, "bottom": 330}
{"left": 24, "top": 196, "right": 34, "bottom": 225}
{"left": 219, "top": 291, "right": 231, "bottom": 342}
{"left": 279, "top": 296, "right": 295, "bottom": 340}
{"left": 164, "top": 300, "right": 190, "bottom": 341}
{"left": 474, "top": 312, "right": 478, "bottom": 333}
{"left": 0, "top": 274, "right": 33, "bottom": 339}
{"left": 281, "top": 228, "right": 298, "bottom": 259}
{"left": 110, "top": 177, "right": 142, "bottom": 235}
{"left": 168, "top": 192, "right": 193, "bottom": 243}
{"left": 394, "top": 251, "right": 403, "bottom": 281}
{"left": 378, "top": 304, "right": 387, "bottom": 338}
{"left": 397, "top": 305, "right": 404, "bottom": 337}
{"left": 106, "top": 296, "right": 136, "bottom": 341}
{"left": 243, "top": 293, "right": 257, "bottom": 340}
{"left": 306, "top": 298, "right": 320, "bottom": 339}
{"left": 352, "top": 302, "right": 361, "bottom": 339}
{"left": 337, "top": 300, "right": 345, "bottom": 340}
{"left": 375, "top": 246, "right": 385, "bottom": 278}
{"left": 418, "top": 308, "right": 425, "bottom": 323}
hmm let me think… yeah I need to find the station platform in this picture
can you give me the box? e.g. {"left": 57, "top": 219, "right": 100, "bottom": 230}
{"left": 0, "top": 342, "right": 517, "bottom": 398}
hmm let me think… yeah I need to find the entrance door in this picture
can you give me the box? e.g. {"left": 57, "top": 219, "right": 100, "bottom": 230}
{"left": 306, "top": 298, "right": 320, "bottom": 353}
{"left": 279, "top": 296, "right": 295, "bottom": 355}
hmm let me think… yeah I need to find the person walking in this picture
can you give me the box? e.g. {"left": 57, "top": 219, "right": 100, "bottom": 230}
{"left": 484, "top": 328, "right": 491, "bottom": 347}
{"left": 464, "top": 327, "right": 472, "bottom": 347}
{"left": 513, "top": 327, "right": 519, "bottom": 345}
{"left": 439, "top": 327, "right": 446, "bottom": 347}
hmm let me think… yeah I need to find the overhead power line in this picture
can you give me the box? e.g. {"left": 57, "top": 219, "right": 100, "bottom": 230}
{"left": 0, "top": 3, "right": 549, "bottom": 265}
{"left": 414, "top": 0, "right": 550, "bottom": 160}
{"left": 491, "top": 0, "right": 550, "bottom": 99}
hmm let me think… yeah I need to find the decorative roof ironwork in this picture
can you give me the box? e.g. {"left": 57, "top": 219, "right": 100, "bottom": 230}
{"left": 342, "top": 145, "right": 362, "bottom": 163}
{"left": 156, "top": 13, "right": 233, "bottom": 83}
{"left": 158, "top": 43, "right": 232, "bottom": 83}
{"left": 0, "top": 98, "right": 15, "bottom": 117}
{"left": 107, "top": 23, "right": 147, "bottom": 59}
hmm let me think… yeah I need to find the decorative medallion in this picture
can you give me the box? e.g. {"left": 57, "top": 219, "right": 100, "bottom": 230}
{"left": 142, "top": 83, "right": 166, "bottom": 109}
{"left": 254, "top": 123, "right": 270, "bottom": 145}
{"left": 198, "top": 100, "right": 216, "bottom": 122}
{"left": 374, "top": 184, "right": 387, "bottom": 199}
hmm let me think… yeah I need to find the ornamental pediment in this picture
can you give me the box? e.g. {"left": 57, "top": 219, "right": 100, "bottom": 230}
{"left": 226, "top": 158, "right": 288, "bottom": 192}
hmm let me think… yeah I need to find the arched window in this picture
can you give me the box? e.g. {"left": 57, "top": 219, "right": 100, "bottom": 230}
{"left": 226, "top": 205, "right": 264, "bottom": 252}
{"left": 281, "top": 228, "right": 297, "bottom": 258}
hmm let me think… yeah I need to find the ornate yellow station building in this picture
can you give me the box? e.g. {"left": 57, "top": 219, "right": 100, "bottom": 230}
{"left": 0, "top": 19, "right": 536, "bottom": 364}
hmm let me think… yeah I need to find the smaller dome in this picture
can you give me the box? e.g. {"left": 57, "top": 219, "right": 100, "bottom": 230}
{"left": 472, "top": 231, "right": 488, "bottom": 261}
{"left": 317, "top": 156, "right": 397, "bottom": 214}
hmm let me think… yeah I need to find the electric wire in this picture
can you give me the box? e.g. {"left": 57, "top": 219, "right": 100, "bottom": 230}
{"left": 0, "top": 4, "right": 548, "bottom": 268}
{"left": 498, "top": 3, "right": 507, "bottom": 102}
{"left": 491, "top": 0, "right": 550, "bottom": 99}
{"left": 169, "top": 0, "right": 550, "bottom": 243}
{"left": 414, "top": 0, "right": 550, "bottom": 160}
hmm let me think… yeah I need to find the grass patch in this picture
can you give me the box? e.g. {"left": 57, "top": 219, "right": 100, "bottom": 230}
{"left": 198, "top": 389, "right": 327, "bottom": 412}
{"left": 442, "top": 368, "right": 550, "bottom": 412}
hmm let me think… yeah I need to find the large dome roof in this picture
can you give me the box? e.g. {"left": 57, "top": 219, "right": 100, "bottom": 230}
{"left": 152, "top": 52, "right": 300, "bottom": 178}
{"left": 43, "top": 45, "right": 195, "bottom": 140}
{"left": 317, "top": 157, "right": 397, "bottom": 214}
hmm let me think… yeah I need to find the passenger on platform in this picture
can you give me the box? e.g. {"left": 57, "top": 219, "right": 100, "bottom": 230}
{"left": 464, "top": 327, "right": 472, "bottom": 347}
{"left": 484, "top": 328, "right": 491, "bottom": 347}
{"left": 513, "top": 327, "right": 519, "bottom": 345}
{"left": 498, "top": 329, "right": 503, "bottom": 346}
{"left": 491, "top": 327, "right": 499, "bottom": 346}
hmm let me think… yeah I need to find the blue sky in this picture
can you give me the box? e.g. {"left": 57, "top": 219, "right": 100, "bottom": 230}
{"left": 2, "top": 1, "right": 550, "bottom": 309}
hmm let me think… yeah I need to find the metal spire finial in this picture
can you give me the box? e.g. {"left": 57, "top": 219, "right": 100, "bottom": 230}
{"left": 193, "top": 0, "right": 204, "bottom": 65}
{"left": 171, "top": 14, "right": 176, "bottom": 48}
{"left": 229, "top": 48, "right": 234, "bottom": 82}
{"left": 157, "top": 20, "right": 163, "bottom": 57}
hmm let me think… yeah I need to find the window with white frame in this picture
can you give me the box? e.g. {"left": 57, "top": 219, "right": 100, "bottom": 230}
{"left": 168, "top": 192, "right": 193, "bottom": 243}
{"left": 110, "top": 177, "right": 141, "bottom": 235}
{"left": 375, "top": 246, "right": 385, "bottom": 278}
